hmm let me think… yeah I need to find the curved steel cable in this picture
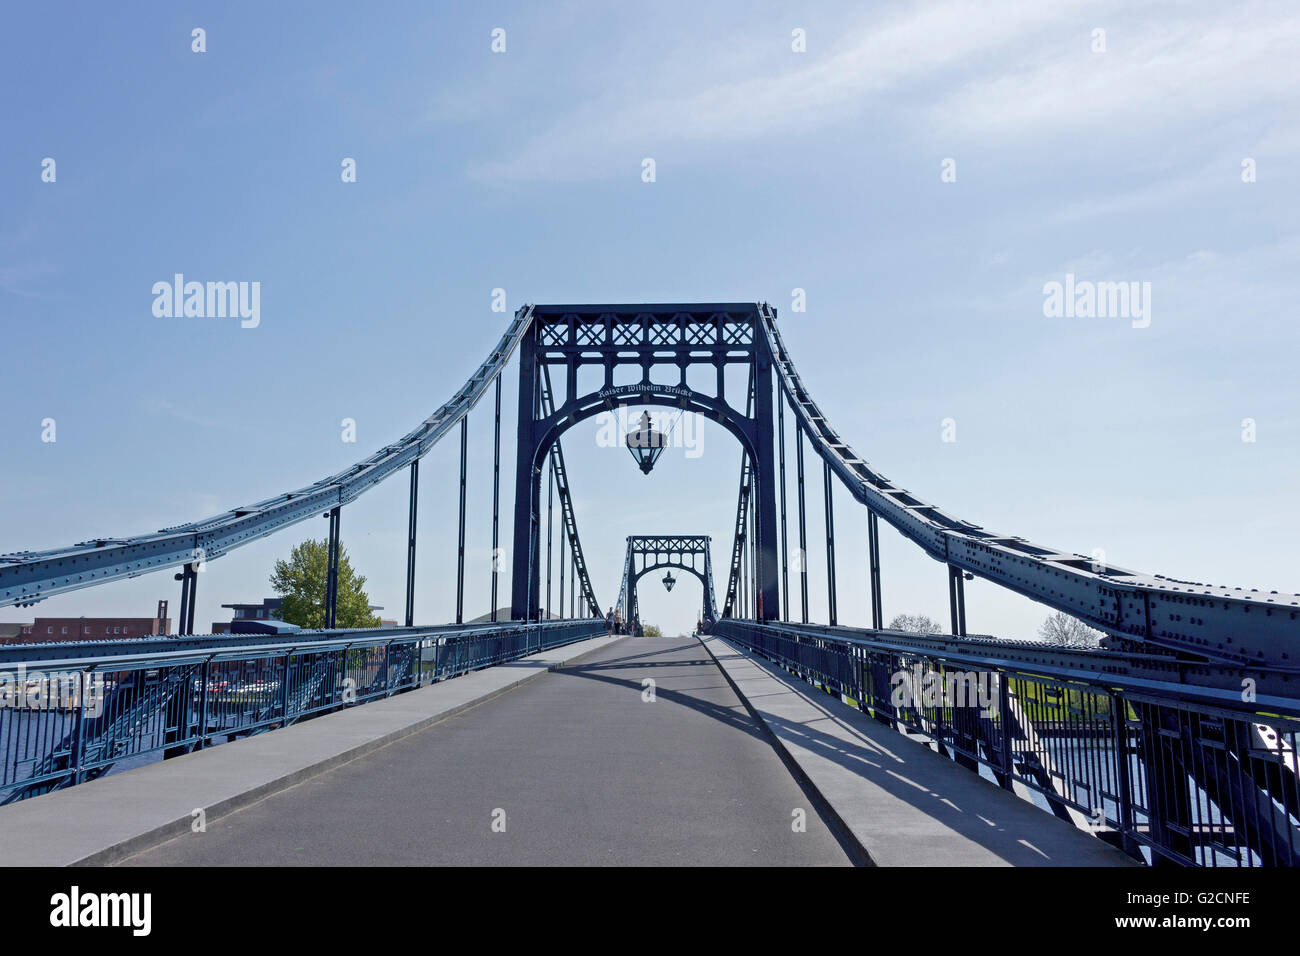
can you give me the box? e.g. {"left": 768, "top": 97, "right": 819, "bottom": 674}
{"left": 1, "top": 307, "right": 537, "bottom": 608}
{"left": 757, "top": 303, "right": 1300, "bottom": 666}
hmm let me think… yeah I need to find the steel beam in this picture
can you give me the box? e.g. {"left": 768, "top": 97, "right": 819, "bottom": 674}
{"left": 867, "top": 509, "right": 882, "bottom": 630}
{"left": 546, "top": 455, "right": 554, "bottom": 620}
{"left": 795, "top": 425, "right": 809, "bottom": 624}
{"left": 456, "top": 417, "right": 468, "bottom": 625}
{"left": 824, "top": 459, "right": 837, "bottom": 626}
{"left": 405, "top": 459, "right": 418, "bottom": 628}
{"left": 778, "top": 392, "right": 790, "bottom": 621}
{"left": 174, "top": 563, "right": 197, "bottom": 636}
{"left": 948, "top": 563, "right": 967, "bottom": 637}
{"left": 325, "top": 506, "right": 340, "bottom": 630}
{"left": 559, "top": 521, "right": 566, "bottom": 619}
{"left": 511, "top": 323, "right": 541, "bottom": 621}
{"left": 491, "top": 374, "right": 501, "bottom": 622}
{"left": 751, "top": 333, "right": 780, "bottom": 620}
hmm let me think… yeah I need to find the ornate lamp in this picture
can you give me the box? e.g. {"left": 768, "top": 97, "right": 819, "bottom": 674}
{"left": 663, "top": 571, "right": 676, "bottom": 592}
{"left": 625, "top": 411, "right": 667, "bottom": 475}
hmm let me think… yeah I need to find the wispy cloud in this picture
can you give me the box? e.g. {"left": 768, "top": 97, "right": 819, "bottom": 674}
{"left": 934, "top": 6, "right": 1300, "bottom": 138}
{"left": 469, "top": 0, "right": 1095, "bottom": 181}
{"left": 462, "top": 0, "right": 1300, "bottom": 183}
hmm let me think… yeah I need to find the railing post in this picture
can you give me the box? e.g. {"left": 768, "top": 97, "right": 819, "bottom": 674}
{"left": 871, "top": 650, "right": 896, "bottom": 728}
{"left": 998, "top": 671, "right": 1015, "bottom": 789}
{"left": 198, "top": 657, "right": 211, "bottom": 745}
{"left": 280, "top": 651, "right": 292, "bottom": 723}
{"left": 338, "top": 643, "right": 354, "bottom": 707}
{"left": 1111, "top": 690, "right": 1137, "bottom": 856}
{"left": 71, "top": 667, "right": 89, "bottom": 786}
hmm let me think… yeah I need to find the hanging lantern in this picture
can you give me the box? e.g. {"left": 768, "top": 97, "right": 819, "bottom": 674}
{"left": 625, "top": 411, "right": 667, "bottom": 475}
{"left": 663, "top": 571, "right": 676, "bottom": 592}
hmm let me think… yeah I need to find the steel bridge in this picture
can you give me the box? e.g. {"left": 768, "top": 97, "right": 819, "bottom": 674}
{"left": 615, "top": 535, "right": 718, "bottom": 633}
{"left": 2, "top": 302, "right": 1299, "bottom": 867}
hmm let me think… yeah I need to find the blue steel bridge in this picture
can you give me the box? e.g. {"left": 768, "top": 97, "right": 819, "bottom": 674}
{"left": 2, "top": 303, "right": 1299, "bottom": 867}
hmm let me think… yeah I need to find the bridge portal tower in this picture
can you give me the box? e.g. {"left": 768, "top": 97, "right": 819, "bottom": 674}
{"left": 511, "top": 304, "right": 779, "bottom": 622}
{"left": 615, "top": 535, "right": 718, "bottom": 631}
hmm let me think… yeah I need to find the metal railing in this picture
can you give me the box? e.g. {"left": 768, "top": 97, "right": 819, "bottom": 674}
{"left": 0, "top": 619, "right": 605, "bottom": 804}
{"left": 713, "top": 619, "right": 1300, "bottom": 867}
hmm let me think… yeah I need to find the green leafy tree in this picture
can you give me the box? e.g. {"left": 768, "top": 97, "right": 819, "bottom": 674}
{"left": 270, "top": 539, "right": 381, "bottom": 629}
{"left": 642, "top": 624, "right": 663, "bottom": 637}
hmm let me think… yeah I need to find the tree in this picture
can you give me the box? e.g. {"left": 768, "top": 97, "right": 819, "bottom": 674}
{"left": 1038, "top": 611, "right": 1102, "bottom": 648}
{"left": 642, "top": 624, "right": 663, "bottom": 637}
{"left": 889, "top": 614, "right": 944, "bottom": 634}
{"left": 270, "top": 539, "right": 381, "bottom": 629}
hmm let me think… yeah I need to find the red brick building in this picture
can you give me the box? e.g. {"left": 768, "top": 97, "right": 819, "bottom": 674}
{"left": 6, "top": 602, "right": 171, "bottom": 644}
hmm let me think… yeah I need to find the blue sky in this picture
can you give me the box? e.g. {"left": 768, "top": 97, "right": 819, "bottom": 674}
{"left": 2, "top": 1, "right": 1298, "bottom": 638}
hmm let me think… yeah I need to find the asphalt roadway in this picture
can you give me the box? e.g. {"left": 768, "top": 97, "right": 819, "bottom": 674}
{"left": 120, "top": 636, "right": 852, "bottom": 866}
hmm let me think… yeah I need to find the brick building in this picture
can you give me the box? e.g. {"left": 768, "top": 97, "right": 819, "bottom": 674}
{"left": 8, "top": 601, "right": 171, "bottom": 644}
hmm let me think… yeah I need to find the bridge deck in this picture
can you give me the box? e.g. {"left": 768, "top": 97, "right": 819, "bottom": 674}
{"left": 119, "top": 636, "right": 852, "bottom": 866}
{"left": 2, "top": 634, "right": 1137, "bottom": 867}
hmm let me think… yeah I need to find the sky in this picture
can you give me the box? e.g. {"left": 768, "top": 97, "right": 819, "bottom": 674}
{"left": 1, "top": 1, "right": 1298, "bottom": 639}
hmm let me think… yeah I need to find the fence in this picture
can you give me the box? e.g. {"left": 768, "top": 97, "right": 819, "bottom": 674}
{"left": 713, "top": 619, "right": 1300, "bottom": 867}
{"left": 0, "top": 619, "right": 605, "bottom": 804}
